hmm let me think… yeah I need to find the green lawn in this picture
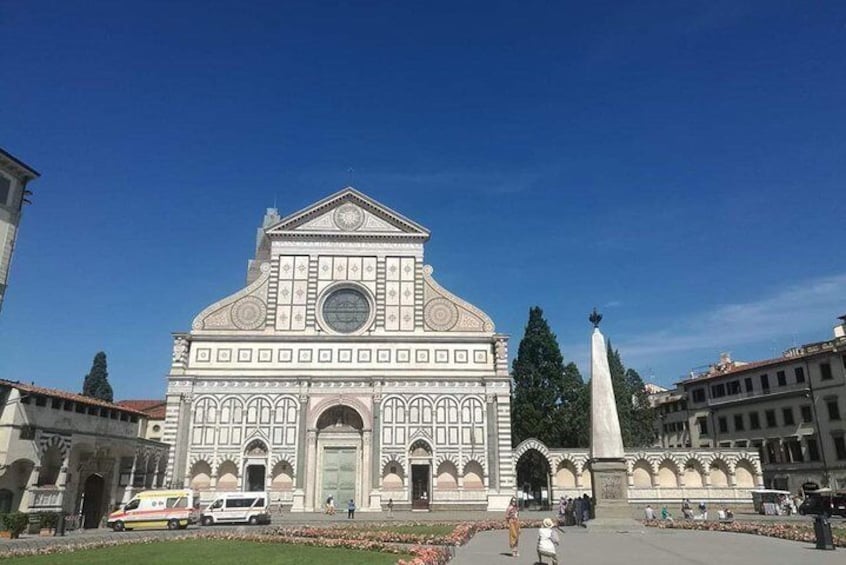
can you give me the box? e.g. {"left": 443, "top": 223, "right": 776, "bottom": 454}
{"left": 2, "top": 540, "right": 406, "bottom": 564}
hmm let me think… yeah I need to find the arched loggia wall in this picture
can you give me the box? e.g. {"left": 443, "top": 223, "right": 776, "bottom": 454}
{"left": 512, "top": 440, "right": 763, "bottom": 506}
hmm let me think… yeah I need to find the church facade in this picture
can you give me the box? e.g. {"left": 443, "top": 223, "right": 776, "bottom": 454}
{"left": 163, "top": 188, "right": 514, "bottom": 511}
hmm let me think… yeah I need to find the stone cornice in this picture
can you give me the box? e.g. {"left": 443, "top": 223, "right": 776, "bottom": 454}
{"left": 265, "top": 187, "right": 430, "bottom": 241}
{"left": 185, "top": 332, "right": 498, "bottom": 343}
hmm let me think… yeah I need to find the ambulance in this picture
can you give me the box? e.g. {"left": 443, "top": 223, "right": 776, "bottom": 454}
{"left": 107, "top": 489, "right": 200, "bottom": 531}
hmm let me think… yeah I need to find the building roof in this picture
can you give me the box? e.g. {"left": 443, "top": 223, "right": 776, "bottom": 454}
{"left": 0, "top": 379, "right": 148, "bottom": 416}
{"left": 117, "top": 399, "right": 167, "bottom": 419}
{"left": 0, "top": 148, "right": 40, "bottom": 178}
{"left": 678, "top": 356, "right": 803, "bottom": 386}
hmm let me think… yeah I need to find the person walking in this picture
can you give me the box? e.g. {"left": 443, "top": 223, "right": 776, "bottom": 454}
{"left": 573, "top": 496, "right": 583, "bottom": 528}
{"left": 387, "top": 498, "right": 394, "bottom": 518}
{"left": 537, "top": 517, "right": 560, "bottom": 565}
{"left": 505, "top": 497, "right": 520, "bottom": 557}
{"left": 661, "top": 506, "right": 673, "bottom": 522}
{"left": 582, "top": 494, "right": 591, "bottom": 524}
{"left": 681, "top": 498, "right": 693, "bottom": 520}
{"left": 347, "top": 499, "right": 356, "bottom": 519}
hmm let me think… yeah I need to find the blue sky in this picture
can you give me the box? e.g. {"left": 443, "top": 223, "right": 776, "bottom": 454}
{"left": 1, "top": 1, "right": 845, "bottom": 398}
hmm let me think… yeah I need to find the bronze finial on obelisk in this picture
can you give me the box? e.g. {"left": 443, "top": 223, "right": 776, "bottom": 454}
{"left": 589, "top": 307, "right": 602, "bottom": 328}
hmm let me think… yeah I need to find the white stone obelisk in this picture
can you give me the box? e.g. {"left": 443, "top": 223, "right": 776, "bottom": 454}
{"left": 590, "top": 325, "right": 625, "bottom": 460}
{"left": 587, "top": 309, "right": 634, "bottom": 527}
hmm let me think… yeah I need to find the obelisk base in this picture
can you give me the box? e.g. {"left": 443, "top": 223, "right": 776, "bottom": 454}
{"left": 587, "top": 458, "right": 639, "bottom": 531}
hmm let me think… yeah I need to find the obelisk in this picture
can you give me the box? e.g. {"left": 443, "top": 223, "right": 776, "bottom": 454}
{"left": 587, "top": 308, "right": 634, "bottom": 527}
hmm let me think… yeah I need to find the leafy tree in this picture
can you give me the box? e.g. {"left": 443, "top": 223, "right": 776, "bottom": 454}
{"left": 82, "top": 351, "right": 113, "bottom": 402}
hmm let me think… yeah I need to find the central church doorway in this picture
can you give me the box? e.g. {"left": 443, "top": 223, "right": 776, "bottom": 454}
{"left": 322, "top": 448, "right": 357, "bottom": 506}
{"left": 315, "top": 405, "right": 364, "bottom": 509}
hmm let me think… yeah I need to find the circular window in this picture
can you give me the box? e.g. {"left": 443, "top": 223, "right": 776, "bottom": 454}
{"left": 152, "top": 425, "right": 161, "bottom": 433}
{"left": 322, "top": 287, "right": 371, "bottom": 333}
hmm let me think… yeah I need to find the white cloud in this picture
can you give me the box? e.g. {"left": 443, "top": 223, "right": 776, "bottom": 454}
{"left": 558, "top": 273, "right": 846, "bottom": 381}
{"left": 618, "top": 273, "right": 846, "bottom": 361}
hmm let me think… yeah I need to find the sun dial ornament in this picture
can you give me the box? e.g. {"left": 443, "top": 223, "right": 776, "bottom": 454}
{"left": 333, "top": 202, "right": 365, "bottom": 231}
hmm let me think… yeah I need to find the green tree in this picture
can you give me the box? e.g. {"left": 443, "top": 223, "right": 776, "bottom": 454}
{"left": 625, "top": 367, "right": 656, "bottom": 446}
{"left": 82, "top": 351, "right": 113, "bottom": 402}
{"left": 554, "top": 361, "right": 590, "bottom": 448}
{"left": 511, "top": 307, "right": 564, "bottom": 448}
{"left": 605, "top": 341, "right": 655, "bottom": 448}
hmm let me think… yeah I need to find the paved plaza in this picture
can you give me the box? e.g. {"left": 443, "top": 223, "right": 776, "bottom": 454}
{"left": 0, "top": 512, "right": 839, "bottom": 561}
{"left": 452, "top": 527, "right": 840, "bottom": 565}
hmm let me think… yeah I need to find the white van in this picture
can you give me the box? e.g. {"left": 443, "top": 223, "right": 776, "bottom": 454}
{"left": 107, "top": 489, "right": 200, "bottom": 531}
{"left": 201, "top": 492, "right": 271, "bottom": 525}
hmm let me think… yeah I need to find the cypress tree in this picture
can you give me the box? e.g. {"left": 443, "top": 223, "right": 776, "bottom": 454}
{"left": 625, "top": 367, "right": 656, "bottom": 446}
{"left": 82, "top": 351, "right": 114, "bottom": 402}
{"left": 511, "top": 307, "right": 564, "bottom": 448}
{"left": 605, "top": 341, "right": 655, "bottom": 448}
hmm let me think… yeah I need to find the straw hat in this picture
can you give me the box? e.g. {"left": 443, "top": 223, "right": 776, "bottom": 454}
{"left": 542, "top": 518, "right": 554, "bottom": 528}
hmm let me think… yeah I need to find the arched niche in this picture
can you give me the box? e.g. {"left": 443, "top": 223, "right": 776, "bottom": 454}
{"left": 270, "top": 461, "right": 293, "bottom": 491}
{"left": 37, "top": 446, "right": 63, "bottom": 486}
{"left": 631, "top": 460, "right": 653, "bottom": 488}
{"left": 189, "top": 460, "right": 212, "bottom": 490}
{"left": 709, "top": 460, "right": 729, "bottom": 487}
{"left": 436, "top": 461, "right": 458, "bottom": 490}
{"left": 555, "top": 460, "right": 577, "bottom": 488}
{"left": 382, "top": 461, "right": 404, "bottom": 489}
{"left": 317, "top": 405, "right": 364, "bottom": 431}
{"left": 463, "top": 461, "right": 484, "bottom": 490}
{"left": 217, "top": 460, "right": 239, "bottom": 490}
{"left": 657, "top": 460, "right": 679, "bottom": 488}
{"left": 581, "top": 462, "right": 592, "bottom": 489}
{"left": 734, "top": 460, "right": 756, "bottom": 488}
{"left": 683, "top": 460, "right": 705, "bottom": 488}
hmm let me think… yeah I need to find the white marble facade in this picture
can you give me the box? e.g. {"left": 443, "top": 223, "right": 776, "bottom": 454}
{"left": 164, "top": 188, "right": 514, "bottom": 511}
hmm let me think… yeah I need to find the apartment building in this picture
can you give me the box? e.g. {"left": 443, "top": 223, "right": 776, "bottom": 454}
{"left": 0, "top": 148, "right": 40, "bottom": 313}
{"left": 652, "top": 315, "right": 846, "bottom": 493}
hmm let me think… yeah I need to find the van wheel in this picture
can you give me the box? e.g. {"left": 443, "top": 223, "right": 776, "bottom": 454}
{"left": 112, "top": 521, "right": 125, "bottom": 532}
{"left": 202, "top": 516, "right": 214, "bottom": 526}
{"left": 248, "top": 516, "right": 258, "bottom": 526}
{"left": 167, "top": 519, "right": 180, "bottom": 530}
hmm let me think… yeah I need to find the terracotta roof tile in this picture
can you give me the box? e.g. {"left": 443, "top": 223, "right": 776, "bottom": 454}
{"left": 117, "top": 399, "right": 166, "bottom": 419}
{"left": 679, "top": 356, "right": 796, "bottom": 385}
{"left": 0, "top": 379, "right": 148, "bottom": 416}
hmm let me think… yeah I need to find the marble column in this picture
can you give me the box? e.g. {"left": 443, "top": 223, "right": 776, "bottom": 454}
{"left": 295, "top": 395, "right": 308, "bottom": 488}
{"left": 371, "top": 398, "right": 381, "bottom": 490}
{"left": 486, "top": 393, "right": 498, "bottom": 490}
{"left": 291, "top": 395, "right": 308, "bottom": 512}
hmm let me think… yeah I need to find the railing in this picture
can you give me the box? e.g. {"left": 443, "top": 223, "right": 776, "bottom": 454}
{"left": 705, "top": 383, "right": 810, "bottom": 408}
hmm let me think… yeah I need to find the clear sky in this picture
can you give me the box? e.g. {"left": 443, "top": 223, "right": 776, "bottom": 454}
{"left": 1, "top": 1, "right": 845, "bottom": 399}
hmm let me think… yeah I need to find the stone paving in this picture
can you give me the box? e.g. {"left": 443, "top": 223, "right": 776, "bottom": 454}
{"left": 0, "top": 510, "right": 838, "bottom": 559}
{"left": 451, "top": 527, "right": 841, "bottom": 565}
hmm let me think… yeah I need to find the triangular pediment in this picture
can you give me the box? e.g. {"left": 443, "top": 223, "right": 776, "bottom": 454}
{"left": 265, "top": 187, "right": 430, "bottom": 240}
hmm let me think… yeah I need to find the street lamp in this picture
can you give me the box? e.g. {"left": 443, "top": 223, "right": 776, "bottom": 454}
{"left": 804, "top": 361, "right": 830, "bottom": 488}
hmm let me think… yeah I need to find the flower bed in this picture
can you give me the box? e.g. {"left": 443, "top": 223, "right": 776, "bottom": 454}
{"left": 643, "top": 519, "right": 846, "bottom": 548}
{"left": 0, "top": 531, "right": 413, "bottom": 561}
{"left": 0, "top": 518, "right": 551, "bottom": 564}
